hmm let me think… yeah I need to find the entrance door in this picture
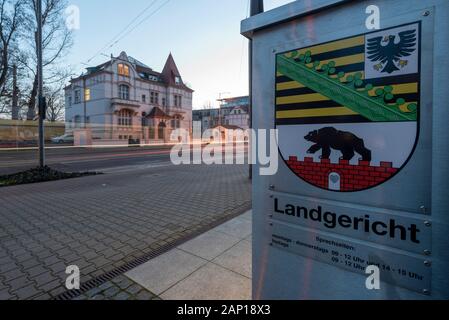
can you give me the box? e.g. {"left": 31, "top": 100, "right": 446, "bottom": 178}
{"left": 158, "top": 122, "right": 166, "bottom": 141}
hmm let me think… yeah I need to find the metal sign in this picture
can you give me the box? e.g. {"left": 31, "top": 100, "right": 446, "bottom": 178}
{"left": 272, "top": 193, "right": 431, "bottom": 254}
{"left": 276, "top": 22, "right": 421, "bottom": 192}
{"left": 243, "top": 0, "right": 449, "bottom": 300}
{"left": 271, "top": 222, "right": 431, "bottom": 294}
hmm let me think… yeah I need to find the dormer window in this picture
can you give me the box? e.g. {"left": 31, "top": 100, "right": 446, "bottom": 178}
{"left": 175, "top": 76, "right": 181, "bottom": 84}
{"left": 118, "top": 63, "right": 130, "bottom": 77}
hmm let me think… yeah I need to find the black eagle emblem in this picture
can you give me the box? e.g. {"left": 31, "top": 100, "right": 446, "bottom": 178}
{"left": 367, "top": 29, "right": 417, "bottom": 74}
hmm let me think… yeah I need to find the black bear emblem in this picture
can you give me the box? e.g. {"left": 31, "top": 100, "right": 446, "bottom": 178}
{"left": 304, "top": 127, "right": 372, "bottom": 162}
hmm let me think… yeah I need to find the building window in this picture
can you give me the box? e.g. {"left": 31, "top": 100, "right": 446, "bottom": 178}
{"left": 74, "top": 90, "right": 81, "bottom": 104}
{"left": 174, "top": 95, "right": 182, "bottom": 107}
{"left": 74, "top": 115, "right": 81, "bottom": 128}
{"left": 162, "top": 97, "right": 166, "bottom": 107}
{"left": 119, "top": 84, "right": 130, "bottom": 100}
{"left": 68, "top": 96, "right": 72, "bottom": 106}
{"left": 142, "top": 94, "right": 146, "bottom": 103}
{"left": 175, "top": 76, "right": 181, "bottom": 84}
{"left": 150, "top": 91, "right": 159, "bottom": 104}
{"left": 118, "top": 63, "right": 130, "bottom": 77}
{"left": 171, "top": 116, "right": 181, "bottom": 129}
{"left": 118, "top": 109, "right": 132, "bottom": 127}
{"left": 84, "top": 88, "right": 91, "bottom": 101}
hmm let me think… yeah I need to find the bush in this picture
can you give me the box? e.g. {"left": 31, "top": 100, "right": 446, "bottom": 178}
{"left": 0, "top": 166, "right": 101, "bottom": 187}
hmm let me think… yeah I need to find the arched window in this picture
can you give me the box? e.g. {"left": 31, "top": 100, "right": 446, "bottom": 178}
{"left": 118, "top": 109, "right": 132, "bottom": 127}
{"left": 119, "top": 84, "right": 130, "bottom": 100}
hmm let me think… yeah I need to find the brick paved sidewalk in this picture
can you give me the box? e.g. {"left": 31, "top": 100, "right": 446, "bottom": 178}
{"left": 0, "top": 164, "right": 251, "bottom": 300}
{"left": 74, "top": 211, "right": 252, "bottom": 300}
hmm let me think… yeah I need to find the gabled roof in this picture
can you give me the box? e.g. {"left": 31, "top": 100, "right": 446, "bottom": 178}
{"left": 161, "top": 53, "right": 194, "bottom": 92}
{"left": 85, "top": 61, "right": 110, "bottom": 75}
{"left": 232, "top": 105, "right": 249, "bottom": 113}
{"left": 147, "top": 106, "right": 173, "bottom": 119}
{"left": 161, "top": 53, "right": 181, "bottom": 85}
{"left": 128, "top": 56, "right": 151, "bottom": 69}
{"left": 70, "top": 52, "right": 193, "bottom": 92}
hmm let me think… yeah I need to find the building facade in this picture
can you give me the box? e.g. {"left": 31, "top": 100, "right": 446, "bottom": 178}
{"left": 193, "top": 96, "right": 250, "bottom": 134}
{"left": 65, "top": 52, "right": 193, "bottom": 144}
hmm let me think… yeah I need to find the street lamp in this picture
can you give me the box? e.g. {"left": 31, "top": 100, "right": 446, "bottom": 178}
{"left": 37, "top": 0, "right": 46, "bottom": 168}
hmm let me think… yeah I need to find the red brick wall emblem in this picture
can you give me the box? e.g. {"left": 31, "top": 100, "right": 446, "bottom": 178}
{"left": 286, "top": 156, "right": 399, "bottom": 192}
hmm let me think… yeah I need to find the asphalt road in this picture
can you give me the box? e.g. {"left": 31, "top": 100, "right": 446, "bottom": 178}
{"left": 0, "top": 146, "right": 175, "bottom": 175}
{"left": 0, "top": 144, "right": 249, "bottom": 175}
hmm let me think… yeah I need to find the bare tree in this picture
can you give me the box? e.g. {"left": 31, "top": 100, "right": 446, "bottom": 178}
{"left": 44, "top": 84, "right": 64, "bottom": 121}
{"left": 203, "top": 101, "right": 213, "bottom": 109}
{"left": 21, "top": 0, "right": 73, "bottom": 120}
{"left": 0, "top": 0, "right": 25, "bottom": 116}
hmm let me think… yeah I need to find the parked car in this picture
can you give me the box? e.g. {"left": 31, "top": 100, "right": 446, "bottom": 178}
{"left": 51, "top": 134, "right": 74, "bottom": 144}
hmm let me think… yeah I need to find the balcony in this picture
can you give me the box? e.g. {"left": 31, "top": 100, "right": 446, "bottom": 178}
{"left": 166, "top": 106, "right": 186, "bottom": 114}
{"left": 111, "top": 98, "right": 141, "bottom": 108}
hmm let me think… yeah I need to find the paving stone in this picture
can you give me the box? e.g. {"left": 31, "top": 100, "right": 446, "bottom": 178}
{"left": 25, "top": 265, "right": 49, "bottom": 277}
{"left": 8, "top": 276, "right": 33, "bottom": 291}
{"left": 213, "top": 240, "right": 252, "bottom": 278}
{"left": 0, "top": 288, "right": 13, "bottom": 300}
{"left": 103, "top": 286, "right": 120, "bottom": 297}
{"left": 0, "top": 262, "right": 19, "bottom": 273}
{"left": 161, "top": 263, "right": 251, "bottom": 300}
{"left": 125, "top": 284, "right": 143, "bottom": 295}
{"left": 97, "top": 281, "right": 114, "bottom": 292}
{"left": 49, "top": 285, "right": 67, "bottom": 298}
{"left": 11, "top": 284, "right": 41, "bottom": 300}
{"left": 178, "top": 230, "right": 241, "bottom": 261}
{"left": 38, "top": 279, "right": 62, "bottom": 292}
{"left": 113, "top": 276, "right": 133, "bottom": 290}
{"left": 85, "top": 286, "right": 103, "bottom": 298}
{"left": 31, "top": 293, "right": 52, "bottom": 300}
{"left": 2, "top": 268, "right": 27, "bottom": 282}
{"left": 113, "top": 292, "right": 131, "bottom": 300}
{"left": 134, "top": 291, "right": 156, "bottom": 300}
{"left": 0, "top": 164, "right": 250, "bottom": 300}
{"left": 126, "top": 249, "right": 206, "bottom": 295}
{"left": 213, "top": 217, "right": 252, "bottom": 240}
{"left": 33, "top": 272, "right": 58, "bottom": 287}
{"left": 14, "top": 253, "right": 36, "bottom": 264}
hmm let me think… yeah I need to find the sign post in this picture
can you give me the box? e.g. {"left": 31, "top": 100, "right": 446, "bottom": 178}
{"left": 242, "top": 0, "right": 449, "bottom": 299}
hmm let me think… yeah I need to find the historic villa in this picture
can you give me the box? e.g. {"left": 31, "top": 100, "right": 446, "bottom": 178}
{"left": 64, "top": 51, "right": 193, "bottom": 144}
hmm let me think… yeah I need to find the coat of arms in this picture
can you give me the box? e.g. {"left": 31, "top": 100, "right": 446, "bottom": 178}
{"left": 276, "top": 22, "right": 420, "bottom": 192}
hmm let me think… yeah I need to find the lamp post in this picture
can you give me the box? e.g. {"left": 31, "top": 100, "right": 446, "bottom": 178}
{"left": 37, "top": 0, "right": 46, "bottom": 168}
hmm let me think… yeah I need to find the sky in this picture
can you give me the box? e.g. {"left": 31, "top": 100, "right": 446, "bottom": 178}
{"left": 66, "top": 0, "right": 295, "bottom": 109}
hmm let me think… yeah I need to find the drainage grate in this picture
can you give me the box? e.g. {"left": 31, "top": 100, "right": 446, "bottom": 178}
{"left": 53, "top": 203, "right": 251, "bottom": 300}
